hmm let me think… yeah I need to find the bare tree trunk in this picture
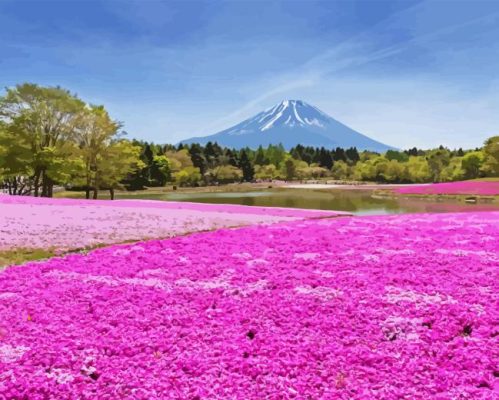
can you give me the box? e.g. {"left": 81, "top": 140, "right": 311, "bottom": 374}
{"left": 109, "top": 188, "right": 115, "bottom": 200}
{"left": 85, "top": 188, "right": 90, "bottom": 199}
{"left": 41, "top": 170, "right": 48, "bottom": 197}
{"left": 48, "top": 180, "right": 53, "bottom": 197}
{"left": 33, "top": 169, "right": 41, "bottom": 197}
{"left": 93, "top": 188, "right": 98, "bottom": 199}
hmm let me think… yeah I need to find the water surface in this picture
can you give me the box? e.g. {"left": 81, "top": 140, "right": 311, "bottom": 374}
{"left": 117, "top": 188, "right": 498, "bottom": 215}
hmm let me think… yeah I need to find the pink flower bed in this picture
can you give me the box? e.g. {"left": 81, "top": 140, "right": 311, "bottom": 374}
{"left": 397, "top": 181, "right": 499, "bottom": 196}
{"left": 0, "top": 212, "right": 497, "bottom": 398}
{"left": 0, "top": 195, "right": 344, "bottom": 251}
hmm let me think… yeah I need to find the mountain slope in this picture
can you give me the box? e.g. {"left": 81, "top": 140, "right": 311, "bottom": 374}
{"left": 180, "top": 100, "right": 395, "bottom": 151}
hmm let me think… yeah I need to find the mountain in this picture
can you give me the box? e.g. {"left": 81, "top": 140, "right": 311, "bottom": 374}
{"left": 179, "top": 100, "right": 395, "bottom": 152}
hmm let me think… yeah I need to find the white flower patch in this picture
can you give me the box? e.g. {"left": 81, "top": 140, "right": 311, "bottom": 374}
{"left": 384, "top": 286, "right": 457, "bottom": 306}
{"left": 480, "top": 235, "right": 496, "bottom": 243}
{"left": 177, "top": 256, "right": 190, "bottom": 264}
{"left": 137, "top": 269, "right": 166, "bottom": 277}
{"left": 435, "top": 249, "right": 498, "bottom": 261}
{"left": 0, "top": 344, "right": 29, "bottom": 363}
{"left": 402, "top": 236, "right": 431, "bottom": 243}
{"left": 112, "top": 248, "right": 131, "bottom": 257}
{"left": 294, "top": 285, "right": 342, "bottom": 301}
{"left": 470, "top": 304, "right": 486, "bottom": 316}
{"left": 46, "top": 368, "right": 74, "bottom": 384}
{"left": 246, "top": 258, "right": 269, "bottom": 267}
{"left": 381, "top": 316, "right": 423, "bottom": 341}
{"left": 232, "top": 252, "right": 252, "bottom": 260}
{"left": 122, "top": 277, "right": 171, "bottom": 290}
{"left": 237, "top": 279, "right": 269, "bottom": 296}
{"left": 46, "top": 270, "right": 172, "bottom": 291}
{"left": 376, "top": 248, "right": 415, "bottom": 256}
{"left": 130, "top": 245, "right": 145, "bottom": 252}
{"left": 293, "top": 252, "right": 320, "bottom": 261}
{"left": 175, "top": 277, "right": 231, "bottom": 290}
{"left": 363, "top": 254, "right": 380, "bottom": 262}
{"left": 314, "top": 270, "right": 334, "bottom": 278}
{"left": 0, "top": 292, "right": 17, "bottom": 300}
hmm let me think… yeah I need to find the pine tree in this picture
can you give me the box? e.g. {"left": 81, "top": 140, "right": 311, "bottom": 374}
{"left": 239, "top": 150, "right": 254, "bottom": 182}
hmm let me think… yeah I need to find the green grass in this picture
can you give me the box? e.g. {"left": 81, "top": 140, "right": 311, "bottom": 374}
{"left": 470, "top": 177, "right": 499, "bottom": 182}
{"left": 0, "top": 248, "right": 57, "bottom": 269}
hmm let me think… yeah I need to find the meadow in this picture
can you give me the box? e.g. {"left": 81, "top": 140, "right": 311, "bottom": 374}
{"left": 0, "top": 192, "right": 497, "bottom": 398}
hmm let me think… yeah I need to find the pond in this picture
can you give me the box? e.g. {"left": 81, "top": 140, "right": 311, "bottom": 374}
{"left": 116, "top": 188, "right": 498, "bottom": 215}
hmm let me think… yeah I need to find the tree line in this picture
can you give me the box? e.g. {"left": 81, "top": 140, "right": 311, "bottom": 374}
{"left": 1, "top": 83, "right": 498, "bottom": 198}
{"left": 0, "top": 84, "right": 143, "bottom": 198}
{"left": 124, "top": 138, "right": 498, "bottom": 189}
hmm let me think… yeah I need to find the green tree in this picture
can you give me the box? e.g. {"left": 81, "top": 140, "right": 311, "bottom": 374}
{"left": 239, "top": 150, "right": 254, "bottom": 182}
{"left": 282, "top": 157, "right": 296, "bottom": 181}
{"left": 254, "top": 164, "right": 278, "bottom": 180}
{"left": 0, "top": 122, "right": 34, "bottom": 194}
{"left": 461, "top": 151, "right": 483, "bottom": 179}
{"left": 75, "top": 105, "right": 122, "bottom": 198}
{"left": 174, "top": 166, "right": 202, "bottom": 187}
{"left": 406, "top": 156, "right": 430, "bottom": 183}
{"left": 331, "top": 160, "right": 349, "bottom": 180}
{"left": 385, "top": 150, "right": 409, "bottom": 163}
{"left": 481, "top": 136, "right": 499, "bottom": 177}
{"left": 206, "top": 165, "right": 243, "bottom": 184}
{"left": 0, "top": 83, "right": 85, "bottom": 197}
{"left": 96, "top": 140, "right": 144, "bottom": 199}
{"left": 150, "top": 155, "right": 171, "bottom": 186}
{"left": 426, "top": 148, "right": 450, "bottom": 182}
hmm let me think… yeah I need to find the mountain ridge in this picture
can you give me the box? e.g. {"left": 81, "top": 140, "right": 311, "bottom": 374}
{"left": 179, "top": 100, "right": 395, "bottom": 152}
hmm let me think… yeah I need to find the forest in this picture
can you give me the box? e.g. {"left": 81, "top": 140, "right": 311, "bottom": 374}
{"left": 1, "top": 83, "right": 498, "bottom": 198}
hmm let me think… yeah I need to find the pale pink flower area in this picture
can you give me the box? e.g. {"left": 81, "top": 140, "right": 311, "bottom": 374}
{"left": 0, "top": 195, "right": 345, "bottom": 251}
{"left": 397, "top": 181, "right": 499, "bottom": 196}
{"left": 0, "top": 212, "right": 497, "bottom": 398}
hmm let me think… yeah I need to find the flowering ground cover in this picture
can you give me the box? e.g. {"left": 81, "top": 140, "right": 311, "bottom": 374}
{"left": 0, "top": 211, "right": 497, "bottom": 398}
{"left": 0, "top": 195, "right": 344, "bottom": 251}
{"left": 397, "top": 180, "right": 499, "bottom": 196}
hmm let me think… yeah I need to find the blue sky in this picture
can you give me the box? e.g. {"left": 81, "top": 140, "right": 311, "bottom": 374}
{"left": 1, "top": 0, "right": 498, "bottom": 149}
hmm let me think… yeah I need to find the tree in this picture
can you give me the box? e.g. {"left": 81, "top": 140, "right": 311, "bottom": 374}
{"left": 426, "top": 148, "right": 450, "bottom": 182}
{"left": 440, "top": 157, "right": 464, "bottom": 182}
{"left": 188, "top": 143, "right": 207, "bottom": 174}
{"left": 461, "top": 151, "right": 483, "bottom": 179}
{"left": 254, "top": 164, "right": 278, "bottom": 180}
{"left": 206, "top": 165, "right": 243, "bottom": 184}
{"left": 254, "top": 146, "right": 268, "bottom": 165}
{"left": 76, "top": 105, "right": 121, "bottom": 198}
{"left": 239, "top": 150, "right": 254, "bottom": 182}
{"left": 0, "top": 83, "right": 85, "bottom": 197}
{"left": 385, "top": 150, "right": 409, "bottom": 163}
{"left": 482, "top": 136, "right": 499, "bottom": 177}
{"left": 331, "top": 160, "right": 349, "bottom": 180}
{"left": 282, "top": 158, "right": 296, "bottom": 181}
{"left": 174, "top": 166, "right": 202, "bottom": 187}
{"left": 318, "top": 147, "right": 333, "bottom": 169}
{"left": 345, "top": 147, "right": 360, "bottom": 164}
{"left": 150, "top": 155, "right": 171, "bottom": 186}
{"left": 96, "top": 140, "right": 144, "bottom": 199}
{"left": 0, "top": 122, "right": 34, "bottom": 194}
{"left": 406, "top": 156, "right": 430, "bottom": 183}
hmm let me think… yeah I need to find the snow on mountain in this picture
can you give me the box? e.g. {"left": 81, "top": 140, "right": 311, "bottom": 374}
{"left": 179, "top": 100, "right": 395, "bottom": 152}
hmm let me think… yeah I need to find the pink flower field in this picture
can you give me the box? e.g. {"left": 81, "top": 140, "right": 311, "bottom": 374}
{"left": 0, "top": 195, "right": 344, "bottom": 251}
{"left": 0, "top": 211, "right": 497, "bottom": 398}
{"left": 397, "top": 181, "right": 499, "bottom": 196}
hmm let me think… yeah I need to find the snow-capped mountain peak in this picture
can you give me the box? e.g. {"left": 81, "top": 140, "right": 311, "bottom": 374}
{"left": 252, "top": 100, "right": 328, "bottom": 132}
{"left": 179, "top": 100, "right": 395, "bottom": 152}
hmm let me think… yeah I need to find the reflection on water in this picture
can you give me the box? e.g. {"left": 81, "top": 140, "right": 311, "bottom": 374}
{"left": 117, "top": 188, "right": 498, "bottom": 215}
